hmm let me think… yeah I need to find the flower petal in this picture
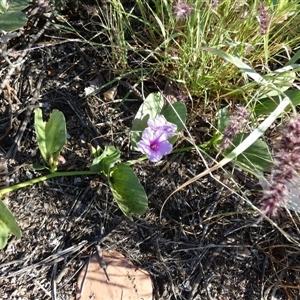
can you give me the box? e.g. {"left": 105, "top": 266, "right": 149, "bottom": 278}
{"left": 137, "top": 127, "right": 173, "bottom": 162}
{"left": 147, "top": 115, "right": 177, "bottom": 138}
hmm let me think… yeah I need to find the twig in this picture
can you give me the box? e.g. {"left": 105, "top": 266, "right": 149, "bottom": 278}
{"left": 5, "top": 69, "right": 45, "bottom": 158}
{"left": 0, "top": 240, "right": 88, "bottom": 279}
{"left": 95, "top": 244, "right": 110, "bottom": 281}
{"left": 0, "top": 20, "right": 52, "bottom": 96}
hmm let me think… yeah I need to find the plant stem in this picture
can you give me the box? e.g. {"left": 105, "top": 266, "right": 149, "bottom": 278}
{"left": 0, "top": 143, "right": 205, "bottom": 198}
{"left": 125, "top": 156, "right": 148, "bottom": 166}
{"left": 0, "top": 170, "right": 98, "bottom": 198}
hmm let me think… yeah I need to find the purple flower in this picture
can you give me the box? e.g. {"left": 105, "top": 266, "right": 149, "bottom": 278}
{"left": 137, "top": 128, "right": 173, "bottom": 162}
{"left": 147, "top": 115, "right": 177, "bottom": 138}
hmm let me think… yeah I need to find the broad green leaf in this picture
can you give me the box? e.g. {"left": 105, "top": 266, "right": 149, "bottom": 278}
{"left": 34, "top": 108, "right": 67, "bottom": 168}
{"left": 161, "top": 102, "right": 187, "bottom": 144}
{"left": 161, "top": 102, "right": 187, "bottom": 131}
{"left": 9, "top": 0, "right": 29, "bottom": 11}
{"left": 226, "top": 133, "right": 273, "bottom": 176}
{"left": 224, "top": 98, "right": 290, "bottom": 164}
{"left": 0, "top": 11, "right": 27, "bottom": 32}
{"left": 0, "top": 200, "right": 22, "bottom": 244}
{"left": 90, "top": 146, "right": 120, "bottom": 176}
{"left": 0, "top": 221, "right": 9, "bottom": 250}
{"left": 215, "top": 107, "right": 272, "bottom": 176}
{"left": 29, "top": 163, "right": 46, "bottom": 171}
{"left": 0, "top": 0, "right": 29, "bottom": 32}
{"left": 0, "top": 0, "right": 7, "bottom": 14}
{"left": 133, "top": 92, "right": 165, "bottom": 125}
{"left": 254, "top": 90, "right": 300, "bottom": 115}
{"left": 35, "top": 108, "right": 47, "bottom": 162}
{"left": 109, "top": 164, "right": 148, "bottom": 221}
{"left": 131, "top": 92, "right": 164, "bottom": 149}
{"left": 45, "top": 110, "right": 67, "bottom": 158}
{"left": 173, "top": 99, "right": 291, "bottom": 192}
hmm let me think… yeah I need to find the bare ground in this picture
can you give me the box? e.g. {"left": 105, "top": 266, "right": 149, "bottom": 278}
{"left": 1, "top": 2, "right": 300, "bottom": 300}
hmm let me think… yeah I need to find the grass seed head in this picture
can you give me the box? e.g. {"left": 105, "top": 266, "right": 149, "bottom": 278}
{"left": 258, "top": 2, "right": 270, "bottom": 35}
{"left": 260, "top": 116, "right": 300, "bottom": 217}
{"left": 174, "top": 1, "right": 193, "bottom": 20}
{"left": 219, "top": 105, "right": 250, "bottom": 152}
{"left": 211, "top": 0, "right": 220, "bottom": 8}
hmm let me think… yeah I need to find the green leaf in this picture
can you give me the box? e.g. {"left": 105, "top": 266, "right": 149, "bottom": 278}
{"left": 0, "top": 11, "right": 27, "bottom": 32}
{"left": 217, "top": 107, "right": 231, "bottom": 133}
{"left": 0, "top": 200, "right": 22, "bottom": 249}
{"left": 207, "top": 107, "right": 231, "bottom": 149}
{"left": 90, "top": 146, "right": 120, "bottom": 176}
{"left": 29, "top": 163, "right": 47, "bottom": 171}
{"left": 9, "top": 0, "right": 29, "bottom": 11}
{"left": 161, "top": 102, "right": 187, "bottom": 144}
{"left": 0, "top": 221, "right": 9, "bottom": 250}
{"left": 226, "top": 133, "right": 273, "bottom": 176}
{"left": 254, "top": 90, "right": 300, "bottom": 116}
{"left": 286, "top": 49, "right": 300, "bottom": 66}
{"left": 131, "top": 92, "right": 164, "bottom": 149}
{"left": 0, "top": 0, "right": 7, "bottom": 13}
{"left": 35, "top": 108, "right": 47, "bottom": 162}
{"left": 45, "top": 110, "right": 67, "bottom": 158}
{"left": 0, "top": 0, "right": 29, "bottom": 32}
{"left": 34, "top": 108, "right": 67, "bottom": 170}
{"left": 212, "top": 107, "right": 230, "bottom": 144}
{"left": 161, "top": 102, "right": 187, "bottom": 131}
{"left": 259, "top": 65, "right": 299, "bottom": 98}
{"left": 109, "top": 164, "right": 148, "bottom": 221}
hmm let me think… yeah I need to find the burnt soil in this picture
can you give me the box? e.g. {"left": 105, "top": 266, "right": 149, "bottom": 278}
{"left": 1, "top": 2, "right": 300, "bottom": 300}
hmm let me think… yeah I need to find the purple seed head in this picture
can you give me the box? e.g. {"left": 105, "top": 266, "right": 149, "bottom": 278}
{"left": 174, "top": 1, "right": 193, "bottom": 20}
{"left": 260, "top": 116, "right": 300, "bottom": 217}
{"left": 211, "top": 0, "right": 220, "bottom": 8}
{"left": 258, "top": 3, "right": 270, "bottom": 35}
{"left": 219, "top": 105, "right": 250, "bottom": 152}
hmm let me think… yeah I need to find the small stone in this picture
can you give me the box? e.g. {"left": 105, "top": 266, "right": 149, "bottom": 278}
{"left": 76, "top": 250, "right": 152, "bottom": 300}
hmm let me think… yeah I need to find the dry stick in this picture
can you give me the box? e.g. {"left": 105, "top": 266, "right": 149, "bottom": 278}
{"left": 188, "top": 259, "right": 213, "bottom": 300}
{"left": 0, "top": 20, "right": 51, "bottom": 96}
{"left": 3, "top": 21, "right": 52, "bottom": 159}
{"left": 33, "top": 279, "right": 52, "bottom": 297}
{"left": 5, "top": 70, "right": 45, "bottom": 159}
{"left": 0, "top": 83, "right": 13, "bottom": 142}
{"left": 77, "top": 253, "right": 91, "bottom": 296}
{"left": 51, "top": 262, "right": 58, "bottom": 300}
{"left": 95, "top": 244, "right": 110, "bottom": 281}
{"left": 0, "top": 240, "right": 88, "bottom": 279}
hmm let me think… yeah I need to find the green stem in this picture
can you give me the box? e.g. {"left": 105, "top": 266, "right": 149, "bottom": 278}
{"left": 125, "top": 156, "right": 148, "bottom": 166}
{"left": 0, "top": 143, "right": 207, "bottom": 198}
{"left": 0, "top": 170, "right": 98, "bottom": 198}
